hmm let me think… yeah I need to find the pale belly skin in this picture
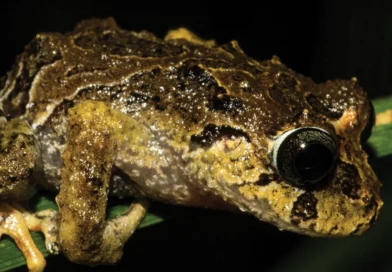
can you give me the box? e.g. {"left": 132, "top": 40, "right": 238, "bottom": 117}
{"left": 0, "top": 17, "right": 387, "bottom": 271}
{"left": 36, "top": 100, "right": 231, "bottom": 210}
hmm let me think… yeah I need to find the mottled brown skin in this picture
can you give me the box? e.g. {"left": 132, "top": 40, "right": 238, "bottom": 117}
{"left": 0, "top": 119, "right": 38, "bottom": 200}
{"left": 0, "top": 17, "right": 384, "bottom": 270}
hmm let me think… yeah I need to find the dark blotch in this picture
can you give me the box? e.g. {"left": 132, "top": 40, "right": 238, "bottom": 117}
{"left": 151, "top": 95, "right": 165, "bottom": 111}
{"left": 179, "top": 62, "right": 227, "bottom": 95}
{"left": 184, "top": 65, "right": 210, "bottom": 85}
{"left": 155, "top": 104, "right": 166, "bottom": 111}
{"left": 131, "top": 92, "right": 149, "bottom": 103}
{"left": 338, "top": 162, "right": 361, "bottom": 200}
{"left": 341, "top": 180, "right": 360, "bottom": 200}
{"left": 88, "top": 177, "right": 103, "bottom": 188}
{"left": 291, "top": 192, "right": 318, "bottom": 224}
{"left": 129, "top": 92, "right": 165, "bottom": 110}
{"left": 256, "top": 173, "right": 279, "bottom": 186}
{"left": 190, "top": 124, "right": 250, "bottom": 151}
{"left": 177, "top": 82, "right": 186, "bottom": 91}
{"left": 151, "top": 95, "right": 161, "bottom": 102}
{"left": 209, "top": 94, "right": 243, "bottom": 113}
{"left": 306, "top": 94, "right": 343, "bottom": 119}
{"left": 9, "top": 176, "right": 18, "bottom": 182}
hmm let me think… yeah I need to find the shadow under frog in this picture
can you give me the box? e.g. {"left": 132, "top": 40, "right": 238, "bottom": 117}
{"left": 0, "top": 17, "right": 387, "bottom": 272}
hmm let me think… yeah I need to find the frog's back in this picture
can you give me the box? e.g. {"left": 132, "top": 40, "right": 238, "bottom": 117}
{"left": 0, "top": 18, "right": 261, "bottom": 127}
{"left": 1, "top": 18, "right": 184, "bottom": 122}
{"left": 1, "top": 17, "right": 318, "bottom": 145}
{"left": 0, "top": 17, "right": 281, "bottom": 195}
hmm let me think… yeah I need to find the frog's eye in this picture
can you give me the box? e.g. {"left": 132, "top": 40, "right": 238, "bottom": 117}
{"left": 272, "top": 127, "right": 338, "bottom": 186}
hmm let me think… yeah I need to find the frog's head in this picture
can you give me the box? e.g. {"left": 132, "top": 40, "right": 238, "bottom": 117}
{"left": 187, "top": 56, "right": 382, "bottom": 237}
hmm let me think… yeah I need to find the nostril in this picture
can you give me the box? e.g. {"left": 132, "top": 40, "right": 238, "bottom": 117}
{"left": 362, "top": 195, "right": 370, "bottom": 204}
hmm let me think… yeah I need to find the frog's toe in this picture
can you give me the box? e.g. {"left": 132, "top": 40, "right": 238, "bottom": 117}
{"left": 0, "top": 202, "right": 46, "bottom": 272}
{"left": 16, "top": 206, "right": 60, "bottom": 255}
{"left": 45, "top": 240, "right": 59, "bottom": 255}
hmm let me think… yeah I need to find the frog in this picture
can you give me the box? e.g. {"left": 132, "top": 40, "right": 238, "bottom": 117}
{"left": 0, "top": 17, "right": 385, "bottom": 271}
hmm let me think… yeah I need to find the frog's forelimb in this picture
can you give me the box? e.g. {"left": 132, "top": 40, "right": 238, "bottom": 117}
{"left": 56, "top": 100, "right": 148, "bottom": 265}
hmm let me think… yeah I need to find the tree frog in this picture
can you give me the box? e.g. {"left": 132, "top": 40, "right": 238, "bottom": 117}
{"left": 0, "top": 17, "right": 385, "bottom": 271}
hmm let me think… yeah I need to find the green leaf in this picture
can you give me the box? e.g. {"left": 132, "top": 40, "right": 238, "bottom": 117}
{"left": 0, "top": 193, "right": 164, "bottom": 272}
{"left": 373, "top": 95, "right": 392, "bottom": 114}
{"left": 368, "top": 121, "right": 392, "bottom": 157}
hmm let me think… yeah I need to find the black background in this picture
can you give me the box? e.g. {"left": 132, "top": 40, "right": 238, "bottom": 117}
{"left": 1, "top": 2, "right": 392, "bottom": 100}
{"left": 2, "top": 2, "right": 391, "bottom": 271}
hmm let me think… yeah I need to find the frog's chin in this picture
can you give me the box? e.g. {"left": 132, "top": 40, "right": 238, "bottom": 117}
{"left": 270, "top": 212, "right": 381, "bottom": 237}
{"left": 250, "top": 211, "right": 371, "bottom": 238}
{"left": 228, "top": 193, "right": 379, "bottom": 237}
{"left": 214, "top": 173, "right": 381, "bottom": 237}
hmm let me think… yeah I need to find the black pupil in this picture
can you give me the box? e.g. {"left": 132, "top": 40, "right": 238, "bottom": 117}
{"left": 295, "top": 142, "right": 333, "bottom": 182}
